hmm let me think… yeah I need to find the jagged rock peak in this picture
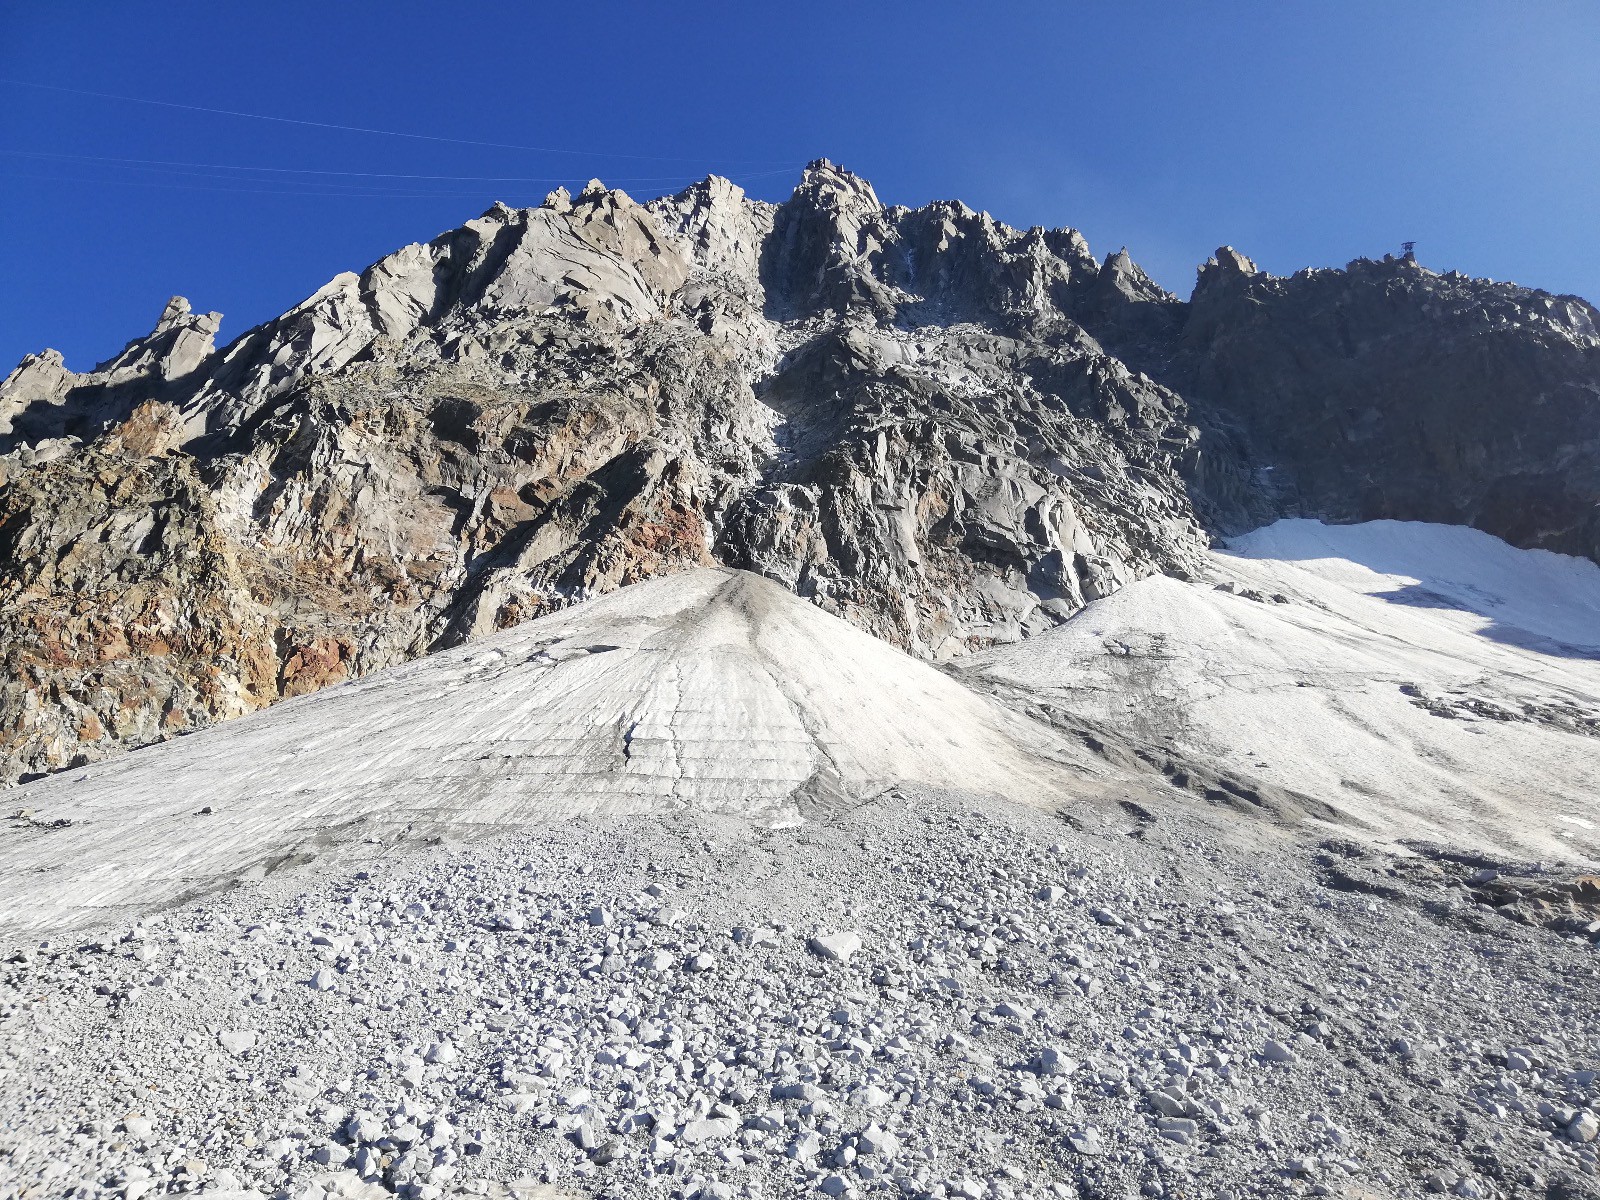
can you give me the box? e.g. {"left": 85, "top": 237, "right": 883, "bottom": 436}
{"left": 477, "top": 200, "right": 519, "bottom": 223}
{"left": 660, "top": 172, "right": 769, "bottom": 226}
{"left": 794, "top": 158, "right": 883, "bottom": 211}
{"left": 94, "top": 294, "right": 222, "bottom": 377}
{"left": 646, "top": 175, "right": 773, "bottom": 286}
{"left": 1214, "top": 246, "right": 1259, "bottom": 276}
{"left": 0, "top": 348, "right": 71, "bottom": 395}
{"left": 154, "top": 295, "right": 191, "bottom": 331}
{"left": 1193, "top": 245, "right": 1262, "bottom": 296}
{"left": 577, "top": 177, "right": 645, "bottom": 211}
{"left": 1096, "top": 248, "right": 1175, "bottom": 304}
{"left": 0, "top": 294, "right": 223, "bottom": 451}
{"left": 1179, "top": 242, "right": 1600, "bottom": 560}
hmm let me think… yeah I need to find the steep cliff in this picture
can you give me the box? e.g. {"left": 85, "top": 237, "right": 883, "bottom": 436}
{"left": 1175, "top": 247, "right": 1600, "bottom": 557}
{"left": 0, "top": 163, "right": 1221, "bottom": 781}
{"left": 3, "top": 161, "right": 1596, "bottom": 782}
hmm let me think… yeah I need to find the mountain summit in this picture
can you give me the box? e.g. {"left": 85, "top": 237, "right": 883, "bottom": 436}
{"left": 1, "top": 161, "right": 1597, "bottom": 781}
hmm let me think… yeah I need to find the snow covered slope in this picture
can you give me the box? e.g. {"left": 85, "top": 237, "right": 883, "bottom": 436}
{"left": 1, "top": 569, "right": 1091, "bottom": 943}
{"left": 1230, "top": 519, "right": 1600, "bottom": 656}
{"left": 960, "top": 519, "right": 1600, "bottom": 862}
{"left": 8, "top": 521, "right": 1594, "bottom": 945}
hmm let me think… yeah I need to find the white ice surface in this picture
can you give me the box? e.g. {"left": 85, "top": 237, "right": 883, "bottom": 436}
{"left": 8, "top": 522, "right": 1596, "bottom": 944}
{"left": 1, "top": 569, "right": 1086, "bottom": 942}
{"left": 963, "top": 519, "right": 1600, "bottom": 863}
{"left": 1229, "top": 518, "right": 1600, "bottom": 657}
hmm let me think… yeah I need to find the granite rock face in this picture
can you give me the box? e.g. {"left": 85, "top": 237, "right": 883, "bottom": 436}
{"left": 1, "top": 160, "right": 1596, "bottom": 781}
{"left": 1173, "top": 247, "right": 1600, "bottom": 558}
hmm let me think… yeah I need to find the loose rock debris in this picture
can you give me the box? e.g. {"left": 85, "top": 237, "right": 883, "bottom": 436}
{"left": 3, "top": 790, "right": 1597, "bottom": 1200}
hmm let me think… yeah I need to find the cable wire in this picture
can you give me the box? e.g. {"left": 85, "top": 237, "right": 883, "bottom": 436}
{"left": 0, "top": 78, "right": 795, "bottom": 166}
{"left": 1, "top": 166, "right": 794, "bottom": 201}
{"left": 0, "top": 148, "right": 801, "bottom": 186}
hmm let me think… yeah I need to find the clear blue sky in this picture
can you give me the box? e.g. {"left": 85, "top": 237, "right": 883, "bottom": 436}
{"left": 4, "top": 2, "right": 1598, "bottom": 372}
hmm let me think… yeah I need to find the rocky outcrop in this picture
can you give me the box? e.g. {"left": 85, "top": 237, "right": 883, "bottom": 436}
{"left": 0, "top": 297, "right": 221, "bottom": 456}
{"left": 2, "top": 160, "right": 1596, "bottom": 782}
{"left": 717, "top": 317, "right": 1205, "bottom": 651}
{"left": 1174, "top": 248, "right": 1600, "bottom": 559}
{"left": 0, "top": 437, "right": 279, "bottom": 777}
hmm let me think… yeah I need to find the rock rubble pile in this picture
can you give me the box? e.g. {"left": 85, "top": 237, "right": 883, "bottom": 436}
{"left": 5, "top": 791, "right": 1597, "bottom": 1200}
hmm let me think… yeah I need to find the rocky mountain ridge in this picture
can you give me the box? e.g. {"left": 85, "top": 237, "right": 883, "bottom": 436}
{"left": 2, "top": 159, "right": 1597, "bottom": 783}
{"left": 1175, "top": 246, "right": 1600, "bottom": 559}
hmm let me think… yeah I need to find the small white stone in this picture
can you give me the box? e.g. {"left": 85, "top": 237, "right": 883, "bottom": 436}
{"left": 809, "top": 931, "right": 863, "bottom": 963}
{"left": 677, "top": 1117, "right": 738, "bottom": 1145}
{"left": 1569, "top": 1110, "right": 1599, "bottom": 1143}
{"left": 424, "top": 1041, "right": 458, "bottom": 1064}
{"left": 1036, "top": 1047, "right": 1076, "bottom": 1077}
{"left": 857, "top": 1122, "right": 899, "bottom": 1158}
{"left": 1260, "top": 1038, "right": 1297, "bottom": 1064}
{"left": 1067, "top": 1127, "right": 1104, "bottom": 1156}
{"left": 853, "top": 1084, "right": 892, "bottom": 1108}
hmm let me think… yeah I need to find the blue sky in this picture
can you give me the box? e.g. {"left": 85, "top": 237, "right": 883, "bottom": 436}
{"left": 3, "top": 2, "right": 1598, "bottom": 371}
